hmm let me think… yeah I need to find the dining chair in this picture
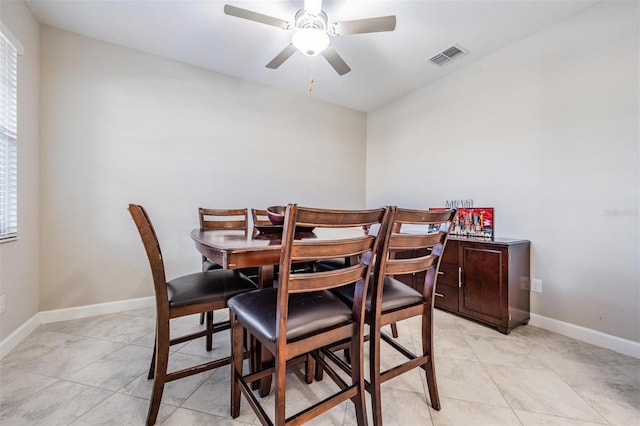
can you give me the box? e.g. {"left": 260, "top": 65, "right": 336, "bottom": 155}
{"left": 198, "top": 208, "right": 259, "bottom": 324}
{"left": 128, "top": 204, "right": 258, "bottom": 425}
{"left": 199, "top": 207, "right": 250, "bottom": 271}
{"left": 228, "top": 204, "right": 392, "bottom": 425}
{"left": 326, "top": 207, "right": 456, "bottom": 426}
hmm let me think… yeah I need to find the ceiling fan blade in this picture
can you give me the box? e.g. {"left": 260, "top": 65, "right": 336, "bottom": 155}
{"left": 266, "top": 44, "right": 297, "bottom": 69}
{"left": 321, "top": 46, "right": 351, "bottom": 76}
{"left": 332, "top": 15, "right": 397, "bottom": 35}
{"left": 224, "top": 4, "right": 291, "bottom": 29}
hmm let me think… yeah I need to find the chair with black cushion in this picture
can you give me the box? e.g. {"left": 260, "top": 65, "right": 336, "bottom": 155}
{"left": 199, "top": 208, "right": 250, "bottom": 272}
{"left": 327, "top": 207, "right": 456, "bottom": 426}
{"left": 198, "top": 208, "right": 260, "bottom": 324}
{"left": 128, "top": 204, "right": 258, "bottom": 426}
{"left": 228, "top": 204, "right": 392, "bottom": 425}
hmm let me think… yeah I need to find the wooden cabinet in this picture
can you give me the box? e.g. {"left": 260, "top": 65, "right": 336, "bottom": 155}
{"left": 397, "top": 237, "right": 530, "bottom": 334}
{"left": 437, "top": 237, "right": 530, "bottom": 334}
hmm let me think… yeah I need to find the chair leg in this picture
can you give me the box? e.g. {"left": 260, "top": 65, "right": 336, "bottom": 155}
{"left": 305, "top": 352, "right": 315, "bottom": 384}
{"left": 259, "top": 348, "right": 273, "bottom": 397}
{"left": 147, "top": 334, "right": 157, "bottom": 380}
{"left": 199, "top": 312, "right": 205, "bottom": 325}
{"left": 275, "top": 354, "right": 287, "bottom": 425}
{"left": 390, "top": 322, "right": 399, "bottom": 338}
{"left": 369, "top": 323, "right": 384, "bottom": 426}
{"left": 146, "top": 321, "right": 170, "bottom": 426}
{"left": 350, "top": 335, "right": 367, "bottom": 426}
{"left": 344, "top": 347, "right": 352, "bottom": 365}
{"left": 422, "top": 311, "right": 440, "bottom": 410}
{"left": 230, "top": 312, "right": 244, "bottom": 419}
{"left": 314, "top": 349, "right": 325, "bottom": 382}
{"left": 205, "top": 310, "right": 213, "bottom": 351}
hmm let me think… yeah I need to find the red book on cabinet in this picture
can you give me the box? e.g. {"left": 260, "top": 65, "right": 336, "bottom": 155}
{"left": 431, "top": 207, "right": 494, "bottom": 239}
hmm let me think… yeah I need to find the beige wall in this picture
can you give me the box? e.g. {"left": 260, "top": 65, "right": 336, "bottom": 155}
{"left": 0, "top": 1, "right": 41, "bottom": 341}
{"left": 39, "top": 26, "right": 366, "bottom": 311}
{"left": 367, "top": 1, "right": 639, "bottom": 342}
{"left": 2, "top": 0, "right": 637, "bottom": 349}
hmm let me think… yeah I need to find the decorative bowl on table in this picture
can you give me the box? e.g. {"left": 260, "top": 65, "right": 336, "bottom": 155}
{"left": 266, "top": 205, "right": 286, "bottom": 225}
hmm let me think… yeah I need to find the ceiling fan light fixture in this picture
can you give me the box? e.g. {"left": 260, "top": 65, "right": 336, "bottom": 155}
{"left": 292, "top": 28, "right": 330, "bottom": 56}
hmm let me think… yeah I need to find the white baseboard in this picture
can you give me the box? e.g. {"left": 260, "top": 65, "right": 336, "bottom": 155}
{"left": 0, "top": 296, "right": 154, "bottom": 360}
{"left": 3, "top": 298, "right": 638, "bottom": 360}
{"left": 529, "top": 313, "right": 640, "bottom": 359}
{"left": 0, "top": 313, "right": 41, "bottom": 359}
{"left": 38, "top": 296, "right": 154, "bottom": 324}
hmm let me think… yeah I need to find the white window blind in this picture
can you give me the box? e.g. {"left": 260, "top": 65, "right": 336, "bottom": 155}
{"left": 0, "top": 24, "right": 21, "bottom": 242}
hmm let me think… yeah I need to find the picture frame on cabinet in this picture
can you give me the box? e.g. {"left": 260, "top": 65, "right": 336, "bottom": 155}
{"left": 450, "top": 208, "right": 494, "bottom": 239}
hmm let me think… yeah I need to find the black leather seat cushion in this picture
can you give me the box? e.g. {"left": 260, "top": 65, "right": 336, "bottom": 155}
{"left": 202, "top": 259, "right": 259, "bottom": 280}
{"left": 228, "top": 288, "right": 353, "bottom": 343}
{"left": 332, "top": 276, "right": 423, "bottom": 314}
{"left": 315, "top": 258, "right": 347, "bottom": 271}
{"left": 167, "top": 269, "right": 258, "bottom": 308}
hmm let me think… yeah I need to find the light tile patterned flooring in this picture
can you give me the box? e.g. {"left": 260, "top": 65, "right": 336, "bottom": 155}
{"left": 1, "top": 307, "right": 638, "bottom": 425}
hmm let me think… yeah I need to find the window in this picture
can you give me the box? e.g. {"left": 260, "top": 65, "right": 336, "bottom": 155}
{"left": 0, "top": 24, "right": 21, "bottom": 242}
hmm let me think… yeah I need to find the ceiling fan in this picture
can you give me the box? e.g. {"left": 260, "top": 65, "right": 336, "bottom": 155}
{"left": 224, "top": 0, "right": 396, "bottom": 76}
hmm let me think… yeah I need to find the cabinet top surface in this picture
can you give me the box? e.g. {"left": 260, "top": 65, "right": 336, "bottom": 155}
{"left": 449, "top": 236, "right": 530, "bottom": 246}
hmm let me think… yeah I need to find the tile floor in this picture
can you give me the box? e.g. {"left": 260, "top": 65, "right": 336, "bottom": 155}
{"left": 1, "top": 307, "right": 638, "bottom": 425}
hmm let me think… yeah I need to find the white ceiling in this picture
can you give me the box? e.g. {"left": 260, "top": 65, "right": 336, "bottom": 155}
{"left": 25, "top": 0, "right": 598, "bottom": 112}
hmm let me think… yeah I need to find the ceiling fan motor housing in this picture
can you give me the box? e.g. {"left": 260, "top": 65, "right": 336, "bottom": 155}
{"left": 295, "top": 9, "right": 328, "bottom": 30}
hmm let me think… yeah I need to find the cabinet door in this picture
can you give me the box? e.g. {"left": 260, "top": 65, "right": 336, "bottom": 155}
{"left": 459, "top": 245, "right": 505, "bottom": 321}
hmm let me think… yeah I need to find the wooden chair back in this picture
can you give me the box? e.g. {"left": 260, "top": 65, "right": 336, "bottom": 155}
{"left": 374, "top": 208, "right": 457, "bottom": 307}
{"left": 199, "top": 208, "right": 249, "bottom": 231}
{"left": 128, "top": 204, "right": 169, "bottom": 311}
{"left": 276, "top": 204, "right": 392, "bottom": 350}
{"left": 251, "top": 208, "right": 271, "bottom": 226}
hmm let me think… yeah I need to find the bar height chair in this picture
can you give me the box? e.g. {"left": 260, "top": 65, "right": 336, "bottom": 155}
{"left": 128, "top": 204, "right": 258, "bottom": 425}
{"left": 197, "top": 208, "right": 260, "bottom": 325}
{"left": 327, "top": 207, "right": 456, "bottom": 426}
{"left": 199, "top": 208, "right": 250, "bottom": 272}
{"left": 228, "top": 204, "right": 392, "bottom": 425}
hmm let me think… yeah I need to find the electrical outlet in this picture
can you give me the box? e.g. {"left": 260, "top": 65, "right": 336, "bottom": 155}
{"left": 531, "top": 278, "right": 542, "bottom": 293}
{"left": 0, "top": 294, "right": 5, "bottom": 315}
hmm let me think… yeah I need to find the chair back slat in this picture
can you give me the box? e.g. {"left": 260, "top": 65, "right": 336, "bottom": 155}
{"left": 199, "top": 208, "right": 249, "bottom": 231}
{"left": 388, "top": 232, "right": 447, "bottom": 251}
{"left": 394, "top": 208, "right": 457, "bottom": 225}
{"left": 288, "top": 266, "right": 368, "bottom": 293}
{"left": 295, "top": 207, "right": 388, "bottom": 228}
{"left": 384, "top": 254, "right": 438, "bottom": 276}
{"left": 291, "top": 238, "right": 375, "bottom": 262}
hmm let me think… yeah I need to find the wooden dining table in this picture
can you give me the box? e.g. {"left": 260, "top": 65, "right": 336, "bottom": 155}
{"left": 190, "top": 226, "right": 366, "bottom": 288}
{"left": 190, "top": 225, "right": 367, "bottom": 396}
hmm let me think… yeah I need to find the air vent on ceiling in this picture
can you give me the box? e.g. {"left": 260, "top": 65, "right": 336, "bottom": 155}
{"left": 429, "top": 45, "right": 466, "bottom": 66}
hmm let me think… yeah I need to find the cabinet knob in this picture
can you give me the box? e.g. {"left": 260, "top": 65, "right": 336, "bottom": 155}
{"left": 435, "top": 292, "right": 445, "bottom": 298}
{"left": 437, "top": 271, "right": 444, "bottom": 275}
